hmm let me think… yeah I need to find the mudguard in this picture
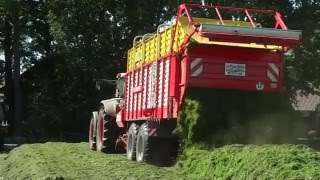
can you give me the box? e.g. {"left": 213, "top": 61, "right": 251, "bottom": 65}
{"left": 101, "top": 98, "right": 123, "bottom": 117}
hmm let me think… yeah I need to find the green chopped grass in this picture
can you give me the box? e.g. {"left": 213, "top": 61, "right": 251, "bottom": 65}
{"left": 1, "top": 143, "right": 320, "bottom": 179}
{"left": 179, "top": 144, "right": 320, "bottom": 179}
{"left": 0, "top": 142, "right": 185, "bottom": 180}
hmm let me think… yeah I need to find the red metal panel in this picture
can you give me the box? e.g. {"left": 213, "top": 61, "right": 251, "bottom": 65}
{"left": 189, "top": 79, "right": 282, "bottom": 92}
{"left": 133, "top": 71, "right": 137, "bottom": 119}
{"left": 201, "top": 64, "right": 271, "bottom": 77}
{"left": 124, "top": 57, "right": 172, "bottom": 122}
{"left": 157, "top": 60, "right": 162, "bottom": 118}
{"left": 123, "top": 46, "right": 285, "bottom": 122}
{"left": 141, "top": 69, "right": 144, "bottom": 118}
{"left": 147, "top": 65, "right": 152, "bottom": 111}
{"left": 131, "top": 72, "right": 135, "bottom": 119}
{"left": 164, "top": 58, "right": 170, "bottom": 118}
{"left": 168, "top": 56, "right": 181, "bottom": 119}
{"left": 169, "top": 56, "right": 179, "bottom": 97}
{"left": 126, "top": 74, "right": 132, "bottom": 120}
{"left": 187, "top": 45, "right": 283, "bottom": 92}
{"left": 138, "top": 70, "right": 142, "bottom": 118}
{"left": 124, "top": 74, "right": 128, "bottom": 120}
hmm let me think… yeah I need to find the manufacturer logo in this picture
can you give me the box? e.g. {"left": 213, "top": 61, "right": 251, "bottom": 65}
{"left": 256, "top": 82, "right": 264, "bottom": 90}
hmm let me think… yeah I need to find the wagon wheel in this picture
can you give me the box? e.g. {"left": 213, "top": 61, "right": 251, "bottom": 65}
{"left": 127, "top": 123, "right": 138, "bottom": 160}
{"left": 136, "top": 122, "right": 151, "bottom": 163}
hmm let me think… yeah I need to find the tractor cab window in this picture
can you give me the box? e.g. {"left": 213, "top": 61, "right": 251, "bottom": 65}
{"left": 116, "top": 77, "right": 125, "bottom": 98}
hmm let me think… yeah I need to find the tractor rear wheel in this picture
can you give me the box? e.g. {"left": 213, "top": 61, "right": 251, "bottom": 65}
{"left": 115, "top": 139, "right": 126, "bottom": 153}
{"left": 136, "top": 122, "right": 150, "bottom": 163}
{"left": 96, "top": 107, "right": 118, "bottom": 153}
{"left": 127, "top": 123, "right": 138, "bottom": 160}
{"left": 89, "top": 116, "right": 96, "bottom": 150}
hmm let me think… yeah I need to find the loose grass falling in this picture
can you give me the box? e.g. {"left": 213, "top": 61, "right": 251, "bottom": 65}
{"left": 177, "top": 88, "right": 306, "bottom": 145}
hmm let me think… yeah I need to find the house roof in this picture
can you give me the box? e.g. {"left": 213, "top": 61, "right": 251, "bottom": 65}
{"left": 293, "top": 93, "right": 320, "bottom": 111}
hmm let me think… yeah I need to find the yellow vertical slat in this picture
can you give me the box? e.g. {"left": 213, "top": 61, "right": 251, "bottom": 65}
{"left": 145, "top": 40, "right": 149, "bottom": 62}
{"left": 127, "top": 20, "right": 186, "bottom": 71}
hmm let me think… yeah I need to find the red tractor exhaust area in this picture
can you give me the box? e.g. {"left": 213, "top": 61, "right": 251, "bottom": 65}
{"left": 88, "top": 3, "right": 302, "bottom": 163}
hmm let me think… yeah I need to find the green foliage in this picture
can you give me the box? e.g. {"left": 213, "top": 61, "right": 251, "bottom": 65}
{"left": 25, "top": 54, "right": 114, "bottom": 137}
{"left": 283, "top": 1, "right": 320, "bottom": 98}
{"left": 179, "top": 144, "right": 320, "bottom": 179}
{"left": 22, "top": 0, "right": 184, "bottom": 136}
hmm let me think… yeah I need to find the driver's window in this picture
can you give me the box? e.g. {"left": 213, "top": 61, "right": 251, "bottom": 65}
{"left": 116, "top": 77, "right": 125, "bottom": 98}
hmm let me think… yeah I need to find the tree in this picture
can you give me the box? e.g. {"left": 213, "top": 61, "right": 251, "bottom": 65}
{"left": 2, "top": 0, "right": 320, "bottom": 138}
{"left": 1, "top": 0, "right": 15, "bottom": 136}
{"left": 23, "top": 0, "right": 183, "bottom": 137}
{"left": 1, "top": 0, "right": 55, "bottom": 137}
{"left": 284, "top": 0, "right": 320, "bottom": 100}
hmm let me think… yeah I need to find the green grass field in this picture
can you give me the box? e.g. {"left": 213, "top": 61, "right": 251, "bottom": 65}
{"left": 1, "top": 142, "right": 320, "bottom": 179}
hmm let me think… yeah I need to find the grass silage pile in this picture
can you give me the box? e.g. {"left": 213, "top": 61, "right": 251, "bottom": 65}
{"left": 0, "top": 143, "right": 185, "bottom": 179}
{"left": 176, "top": 88, "right": 320, "bottom": 179}
{"left": 179, "top": 144, "right": 320, "bottom": 179}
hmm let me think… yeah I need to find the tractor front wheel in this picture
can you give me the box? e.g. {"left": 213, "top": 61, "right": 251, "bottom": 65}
{"left": 96, "top": 107, "right": 118, "bottom": 153}
{"left": 89, "top": 116, "right": 96, "bottom": 150}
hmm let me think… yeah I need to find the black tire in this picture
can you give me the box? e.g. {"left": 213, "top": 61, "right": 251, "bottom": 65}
{"left": 96, "top": 107, "right": 119, "bottom": 153}
{"left": 136, "top": 123, "right": 150, "bottom": 163}
{"left": 115, "top": 139, "right": 126, "bottom": 153}
{"left": 127, "top": 123, "right": 138, "bottom": 160}
{"left": 89, "top": 116, "right": 96, "bottom": 150}
{"left": 148, "top": 138, "right": 179, "bottom": 164}
{"left": 0, "top": 137, "right": 4, "bottom": 151}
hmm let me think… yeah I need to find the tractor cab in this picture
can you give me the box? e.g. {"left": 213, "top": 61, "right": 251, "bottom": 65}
{"left": 115, "top": 73, "right": 126, "bottom": 98}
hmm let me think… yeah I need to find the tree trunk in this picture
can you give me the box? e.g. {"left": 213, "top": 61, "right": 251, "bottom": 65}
{"left": 4, "top": 18, "right": 14, "bottom": 137}
{"left": 12, "top": 3, "right": 22, "bottom": 137}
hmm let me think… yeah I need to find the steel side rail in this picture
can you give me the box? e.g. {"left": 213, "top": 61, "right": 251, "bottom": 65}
{"left": 199, "top": 24, "right": 302, "bottom": 47}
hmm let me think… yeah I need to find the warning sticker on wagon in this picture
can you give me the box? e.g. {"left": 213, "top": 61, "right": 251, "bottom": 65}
{"left": 225, "top": 63, "right": 246, "bottom": 76}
